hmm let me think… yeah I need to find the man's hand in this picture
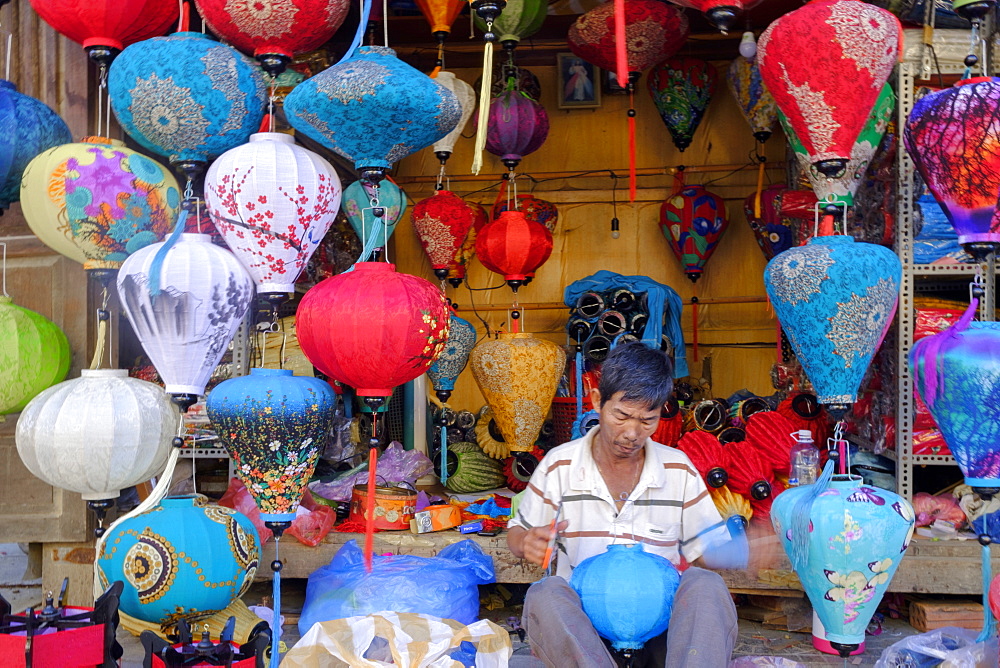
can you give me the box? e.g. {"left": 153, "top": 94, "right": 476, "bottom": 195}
{"left": 507, "top": 520, "right": 569, "bottom": 568}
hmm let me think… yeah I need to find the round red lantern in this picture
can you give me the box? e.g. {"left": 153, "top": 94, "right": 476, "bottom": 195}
{"left": 475, "top": 211, "right": 553, "bottom": 292}
{"left": 412, "top": 190, "right": 477, "bottom": 281}
{"left": 296, "top": 263, "right": 451, "bottom": 399}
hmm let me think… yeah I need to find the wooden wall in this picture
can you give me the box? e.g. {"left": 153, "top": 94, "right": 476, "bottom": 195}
{"left": 392, "top": 62, "right": 787, "bottom": 412}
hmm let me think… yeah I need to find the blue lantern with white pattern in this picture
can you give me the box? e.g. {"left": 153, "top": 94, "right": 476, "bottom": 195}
{"left": 427, "top": 314, "right": 476, "bottom": 404}
{"left": 763, "top": 236, "right": 900, "bottom": 413}
{"left": 284, "top": 46, "right": 461, "bottom": 182}
{"left": 107, "top": 32, "right": 266, "bottom": 174}
{"left": 0, "top": 80, "right": 72, "bottom": 209}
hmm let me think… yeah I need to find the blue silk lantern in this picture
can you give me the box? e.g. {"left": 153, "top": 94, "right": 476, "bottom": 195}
{"left": 569, "top": 543, "right": 680, "bottom": 653}
{"left": 107, "top": 32, "right": 266, "bottom": 176}
{"left": 764, "top": 236, "right": 900, "bottom": 415}
{"left": 427, "top": 314, "right": 476, "bottom": 404}
{"left": 283, "top": 46, "right": 461, "bottom": 182}
{"left": 771, "top": 463, "right": 914, "bottom": 657}
{"left": 97, "top": 496, "right": 261, "bottom": 626}
{"left": 0, "top": 81, "right": 71, "bottom": 209}
{"left": 342, "top": 178, "right": 407, "bottom": 252}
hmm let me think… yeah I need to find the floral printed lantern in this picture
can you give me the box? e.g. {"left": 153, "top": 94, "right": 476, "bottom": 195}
{"left": 0, "top": 297, "right": 71, "bottom": 415}
{"left": 485, "top": 90, "right": 549, "bottom": 171}
{"left": 108, "top": 32, "right": 267, "bottom": 178}
{"left": 427, "top": 314, "right": 477, "bottom": 403}
{"left": 771, "top": 464, "right": 914, "bottom": 657}
{"left": 647, "top": 57, "right": 717, "bottom": 153}
{"left": 757, "top": 0, "right": 901, "bottom": 178}
{"left": 492, "top": 193, "right": 559, "bottom": 232}
{"left": 194, "top": 0, "right": 349, "bottom": 75}
{"left": 726, "top": 56, "right": 777, "bottom": 145}
{"left": 475, "top": 211, "right": 553, "bottom": 292}
{"left": 764, "top": 236, "right": 901, "bottom": 416}
{"left": 0, "top": 81, "right": 72, "bottom": 210}
{"left": 659, "top": 184, "right": 729, "bottom": 283}
{"left": 20, "top": 137, "right": 180, "bottom": 281}
{"left": 204, "top": 132, "right": 342, "bottom": 301}
{"left": 342, "top": 178, "right": 407, "bottom": 253}
{"left": 412, "top": 190, "right": 477, "bottom": 281}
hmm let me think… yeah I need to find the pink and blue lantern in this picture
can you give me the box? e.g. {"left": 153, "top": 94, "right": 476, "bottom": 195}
{"left": 0, "top": 81, "right": 71, "bottom": 209}
{"left": 569, "top": 543, "right": 680, "bottom": 652}
{"left": 764, "top": 236, "right": 900, "bottom": 415}
{"left": 107, "top": 32, "right": 267, "bottom": 174}
{"left": 771, "top": 464, "right": 914, "bottom": 657}
{"left": 485, "top": 90, "right": 549, "bottom": 171}
{"left": 283, "top": 46, "right": 461, "bottom": 182}
{"left": 427, "top": 314, "right": 476, "bottom": 404}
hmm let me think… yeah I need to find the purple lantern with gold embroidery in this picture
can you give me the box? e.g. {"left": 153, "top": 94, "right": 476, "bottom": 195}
{"left": 485, "top": 90, "right": 549, "bottom": 171}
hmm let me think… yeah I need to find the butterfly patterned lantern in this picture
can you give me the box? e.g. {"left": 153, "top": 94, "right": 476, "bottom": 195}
{"left": 474, "top": 0, "right": 548, "bottom": 51}
{"left": 782, "top": 84, "right": 895, "bottom": 208}
{"left": 284, "top": 46, "right": 461, "bottom": 184}
{"left": 342, "top": 178, "right": 407, "bottom": 255}
{"left": 194, "top": 0, "right": 350, "bottom": 75}
{"left": 20, "top": 137, "right": 180, "bottom": 283}
{"left": 108, "top": 31, "right": 267, "bottom": 181}
{"left": 492, "top": 193, "right": 559, "bottom": 233}
{"left": 204, "top": 132, "right": 342, "bottom": 304}
{"left": 726, "top": 56, "right": 778, "bottom": 145}
{"left": 664, "top": 0, "right": 763, "bottom": 32}
{"left": 427, "top": 314, "right": 477, "bottom": 404}
{"left": 117, "top": 233, "right": 255, "bottom": 408}
{"left": 0, "top": 297, "right": 71, "bottom": 415}
{"left": 412, "top": 190, "right": 477, "bottom": 281}
{"left": 647, "top": 57, "right": 717, "bottom": 153}
{"left": 475, "top": 211, "right": 553, "bottom": 292}
{"left": 0, "top": 81, "right": 72, "bottom": 210}
{"left": 659, "top": 184, "right": 729, "bottom": 283}
{"left": 757, "top": 0, "right": 901, "bottom": 179}
{"left": 432, "top": 72, "right": 476, "bottom": 167}
{"left": 904, "top": 77, "right": 1000, "bottom": 260}
{"left": 485, "top": 90, "right": 549, "bottom": 172}
{"left": 771, "top": 463, "right": 915, "bottom": 658}
{"left": 764, "top": 235, "right": 901, "bottom": 417}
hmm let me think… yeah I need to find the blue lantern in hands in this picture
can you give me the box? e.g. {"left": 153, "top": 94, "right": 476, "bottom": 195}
{"left": 427, "top": 314, "right": 476, "bottom": 404}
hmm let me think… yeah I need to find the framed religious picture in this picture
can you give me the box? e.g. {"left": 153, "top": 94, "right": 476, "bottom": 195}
{"left": 557, "top": 53, "right": 601, "bottom": 109}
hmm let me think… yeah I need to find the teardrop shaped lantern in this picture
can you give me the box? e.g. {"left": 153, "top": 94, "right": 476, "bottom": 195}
{"left": 470, "top": 332, "right": 565, "bottom": 452}
{"left": 475, "top": 211, "right": 553, "bottom": 292}
{"left": 0, "top": 296, "right": 71, "bottom": 415}
{"left": 342, "top": 178, "right": 407, "bottom": 251}
{"left": 659, "top": 184, "right": 729, "bottom": 283}
{"left": 757, "top": 0, "right": 901, "bottom": 179}
{"left": 427, "top": 314, "right": 477, "bottom": 403}
{"left": 412, "top": 190, "right": 477, "bottom": 281}
{"left": 208, "top": 368, "right": 336, "bottom": 523}
{"left": 414, "top": 0, "right": 466, "bottom": 46}
{"left": 108, "top": 32, "right": 267, "bottom": 178}
{"left": 647, "top": 57, "right": 717, "bottom": 153}
{"left": 904, "top": 76, "right": 1000, "bottom": 260}
{"left": 485, "top": 90, "right": 549, "bottom": 172}
{"left": 20, "top": 136, "right": 181, "bottom": 281}
{"left": 726, "top": 55, "right": 778, "bottom": 145}
{"left": 772, "top": 465, "right": 914, "bottom": 657}
{"left": 432, "top": 72, "right": 476, "bottom": 166}
{"left": 194, "top": 0, "right": 350, "bottom": 75}
{"left": 0, "top": 81, "right": 72, "bottom": 210}
{"left": 204, "top": 132, "right": 343, "bottom": 301}
{"left": 764, "top": 236, "right": 901, "bottom": 416}
{"left": 781, "top": 83, "right": 895, "bottom": 208}
{"left": 474, "top": 0, "right": 548, "bottom": 50}
{"left": 492, "top": 193, "right": 559, "bottom": 232}
{"left": 116, "top": 234, "right": 255, "bottom": 405}
{"left": 284, "top": 46, "right": 461, "bottom": 183}
{"left": 296, "top": 262, "right": 451, "bottom": 398}
{"left": 664, "top": 0, "right": 763, "bottom": 33}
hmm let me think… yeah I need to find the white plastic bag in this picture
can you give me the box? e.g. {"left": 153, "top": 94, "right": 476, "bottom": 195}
{"left": 875, "top": 627, "right": 988, "bottom": 668}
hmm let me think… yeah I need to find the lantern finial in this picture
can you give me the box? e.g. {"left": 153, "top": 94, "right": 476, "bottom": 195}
{"left": 706, "top": 6, "right": 738, "bottom": 32}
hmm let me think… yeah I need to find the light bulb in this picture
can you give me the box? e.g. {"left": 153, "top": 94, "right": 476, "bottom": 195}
{"left": 611, "top": 217, "right": 620, "bottom": 239}
{"left": 738, "top": 31, "right": 757, "bottom": 59}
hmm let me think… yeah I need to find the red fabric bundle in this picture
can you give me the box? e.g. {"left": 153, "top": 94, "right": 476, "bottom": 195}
{"left": 676, "top": 430, "right": 729, "bottom": 488}
{"left": 652, "top": 413, "right": 683, "bottom": 447}
{"left": 777, "top": 392, "right": 829, "bottom": 450}
{"left": 745, "top": 411, "right": 795, "bottom": 477}
{"left": 724, "top": 444, "right": 774, "bottom": 502}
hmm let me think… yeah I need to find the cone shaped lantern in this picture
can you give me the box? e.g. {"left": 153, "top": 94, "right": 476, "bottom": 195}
{"left": 0, "top": 297, "right": 71, "bottom": 415}
{"left": 659, "top": 184, "right": 729, "bottom": 283}
{"left": 647, "top": 57, "right": 717, "bottom": 153}
{"left": 427, "top": 314, "right": 477, "bottom": 404}
{"left": 726, "top": 56, "right": 778, "bottom": 145}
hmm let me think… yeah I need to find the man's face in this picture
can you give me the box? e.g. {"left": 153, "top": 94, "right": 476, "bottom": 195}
{"left": 590, "top": 389, "right": 661, "bottom": 460}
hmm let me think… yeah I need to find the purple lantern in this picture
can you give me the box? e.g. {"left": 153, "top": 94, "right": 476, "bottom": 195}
{"left": 485, "top": 90, "right": 549, "bottom": 171}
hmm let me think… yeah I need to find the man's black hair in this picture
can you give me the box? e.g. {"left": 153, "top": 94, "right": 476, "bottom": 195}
{"left": 597, "top": 341, "right": 673, "bottom": 410}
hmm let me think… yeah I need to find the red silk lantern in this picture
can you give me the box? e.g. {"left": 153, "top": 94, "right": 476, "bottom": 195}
{"left": 475, "top": 211, "right": 553, "bottom": 292}
{"left": 296, "top": 262, "right": 451, "bottom": 398}
{"left": 485, "top": 90, "right": 550, "bottom": 172}
{"left": 567, "top": 0, "right": 688, "bottom": 76}
{"left": 757, "top": 0, "right": 901, "bottom": 178}
{"left": 412, "top": 190, "right": 477, "bottom": 281}
{"left": 194, "top": 0, "right": 350, "bottom": 74}
{"left": 28, "top": 0, "right": 178, "bottom": 64}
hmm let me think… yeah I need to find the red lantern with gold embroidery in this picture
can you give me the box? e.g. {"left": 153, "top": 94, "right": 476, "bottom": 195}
{"left": 446, "top": 201, "right": 488, "bottom": 287}
{"left": 412, "top": 190, "right": 477, "bottom": 281}
{"left": 475, "top": 211, "right": 553, "bottom": 292}
{"left": 757, "top": 0, "right": 900, "bottom": 179}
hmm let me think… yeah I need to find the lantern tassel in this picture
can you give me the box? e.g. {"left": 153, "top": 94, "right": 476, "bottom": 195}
{"left": 364, "top": 443, "right": 379, "bottom": 572}
{"left": 471, "top": 35, "right": 494, "bottom": 175}
{"left": 149, "top": 208, "right": 189, "bottom": 298}
{"left": 754, "top": 158, "right": 765, "bottom": 218}
{"left": 628, "top": 95, "right": 637, "bottom": 202}
{"left": 269, "top": 538, "right": 282, "bottom": 668}
{"left": 575, "top": 349, "right": 584, "bottom": 419}
{"left": 789, "top": 459, "right": 834, "bottom": 572}
{"left": 978, "top": 540, "right": 997, "bottom": 642}
{"left": 691, "top": 294, "right": 699, "bottom": 363}
{"left": 613, "top": 0, "right": 627, "bottom": 86}
{"left": 440, "top": 425, "right": 449, "bottom": 484}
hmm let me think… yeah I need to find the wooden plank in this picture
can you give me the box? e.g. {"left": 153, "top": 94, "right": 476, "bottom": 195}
{"left": 41, "top": 542, "right": 96, "bottom": 608}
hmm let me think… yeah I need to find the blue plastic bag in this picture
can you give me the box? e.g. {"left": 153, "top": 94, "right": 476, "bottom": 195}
{"left": 298, "top": 538, "right": 496, "bottom": 636}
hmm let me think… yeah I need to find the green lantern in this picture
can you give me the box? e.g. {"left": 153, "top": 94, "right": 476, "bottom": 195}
{"left": 474, "top": 0, "right": 547, "bottom": 49}
{"left": 0, "top": 296, "right": 71, "bottom": 414}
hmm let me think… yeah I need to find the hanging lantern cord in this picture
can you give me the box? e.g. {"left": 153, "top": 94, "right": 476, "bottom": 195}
{"left": 826, "top": 420, "right": 850, "bottom": 475}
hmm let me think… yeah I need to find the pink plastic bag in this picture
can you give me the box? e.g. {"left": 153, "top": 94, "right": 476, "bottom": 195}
{"left": 219, "top": 477, "right": 273, "bottom": 543}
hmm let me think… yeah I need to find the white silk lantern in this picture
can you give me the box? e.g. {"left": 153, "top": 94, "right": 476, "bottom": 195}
{"left": 15, "top": 369, "right": 180, "bottom": 501}
{"left": 432, "top": 72, "right": 475, "bottom": 164}
{"left": 204, "top": 132, "right": 342, "bottom": 301}
{"left": 116, "top": 233, "right": 254, "bottom": 400}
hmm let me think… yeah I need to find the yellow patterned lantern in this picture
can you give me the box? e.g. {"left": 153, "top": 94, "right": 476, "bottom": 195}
{"left": 470, "top": 332, "right": 565, "bottom": 452}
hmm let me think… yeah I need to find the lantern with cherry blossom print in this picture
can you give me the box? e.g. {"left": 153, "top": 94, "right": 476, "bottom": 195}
{"left": 412, "top": 190, "right": 477, "bottom": 281}
{"left": 204, "top": 132, "right": 342, "bottom": 304}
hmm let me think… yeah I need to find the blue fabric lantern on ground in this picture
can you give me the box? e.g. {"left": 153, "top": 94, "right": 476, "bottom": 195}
{"left": 427, "top": 314, "right": 476, "bottom": 404}
{"left": 771, "top": 463, "right": 914, "bottom": 657}
{"left": 107, "top": 32, "right": 266, "bottom": 177}
{"left": 569, "top": 543, "right": 680, "bottom": 652}
{"left": 97, "top": 495, "right": 260, "bottom": 626}
{"left": 284, "top": 46, "right": 461, "bottom": 183}
{"left": 0, "top": 80, "right": 71, "bottom": 209}
{"left": 763, "top": 235, "right": 900, "bottom": 416}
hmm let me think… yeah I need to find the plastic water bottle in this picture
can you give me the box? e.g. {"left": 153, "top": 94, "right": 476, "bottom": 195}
{"left": 788, "top": 430, "right": 819, "bottom": 486}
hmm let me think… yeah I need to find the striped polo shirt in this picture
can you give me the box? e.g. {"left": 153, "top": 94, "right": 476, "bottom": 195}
{"left": 508, "top": 426, "right": 728, "bottom": 580}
